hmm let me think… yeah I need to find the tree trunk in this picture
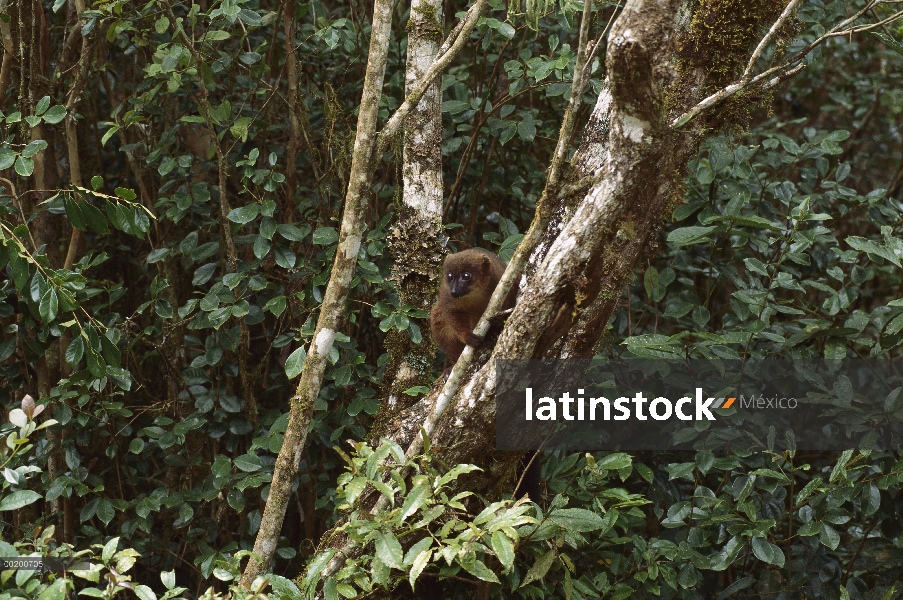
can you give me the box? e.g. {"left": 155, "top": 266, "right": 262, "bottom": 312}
{"left": 241, "top": 0, "right": 397, "bottom": 583}
{"left": 377, "top": 0, "right": 445, "bottom": 427}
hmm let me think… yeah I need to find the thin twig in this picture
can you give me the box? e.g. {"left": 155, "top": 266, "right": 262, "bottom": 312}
{"left": 0, "top": 177, "right": 36, "bottom": 248}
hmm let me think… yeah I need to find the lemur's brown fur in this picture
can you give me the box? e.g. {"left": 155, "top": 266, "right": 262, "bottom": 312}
{"left": 430, "top": 248, "right": 517, "bottom": 364}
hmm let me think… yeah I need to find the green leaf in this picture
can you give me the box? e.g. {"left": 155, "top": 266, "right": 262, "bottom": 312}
{"left": 0, "top": 148, "right": 15, "bottom": 170}
{"left": 37, "top": 578, "right": 68, "bottom": 600}
{"left": 101, "top": 123, "right": 120, "bottom": 146}
{"left": 403, "top": 386, "right": 430, "bottom": 396}
{"left": 521, "top": 548, "right": 556, "bottom": 587}
{"left": 462, "top": 559, "right": 500, "bottom": 583}
{"left": 193, "top": 263, "right": 217, "bottom": 285}
{"left": 10, "top": 251, "right": 29, "bottom": 292}
{"left": 0, "top": 490, "right": 41, "bottom": 511}
{"left": 795, "top": 477, "right": 822, "bottom": 505}
{"left": 39, "top": 288, "right": 59, "bottom": 322}
{"left": 595, "top": 453, "right": 632, "bottom": 471}
{"left": 35, "top": 96, "right": 50, "bottom": 116}
{"left": 146, "top": 248, "right": 170, "bottom": 264}
{"left": 409, "top": 548, "right": 432, "bottom": 589}
{"left": 96, "top": 498, "right": 115, "bottom": 525}
{"left": 253, "top": 236, "right": 271, "bottom": 259}
{"left": 830, "top": 449, "right": 854, "bottom": 483}
{"left": 284, "top": 346, "right": 306, "bottom": 379}
{"left": 115, "top": 187, "right": 137, "bottom": 201}
{"left": 264, "top": 295, "right": 286, "bottom": 316}
{"left": 91, "top": 175, "right": 104, "bottom": 190}
{"left": 442, "top": 100, "right": 471, "bottom": 114}
{"left": 106, "top": 201, "right": 132, "bottom": 234}
{"left": 491, "top": 531, "right": 515, "bottom": 570}
{"left": 155, "top": 16, "right": 170, "bottom": 33}
{"left": 497, "top": 22, "right": 515, "bottom": 38}
{"left": 42, "top": 105, "right": 67, "bottom": 124}
{"left": 399, "top": 484, "right": 430, "bottom": 522}
{"left": 227, "top": 204, "right": 260, "bottom": 225}
{"left": 155, "top": 299, "right": 173, "bottom": 319}
{"left": 134, "top": 585, "right": 157, "bottom": 600}
{"left": 81, "top": 200, "right": 110, "bottom": 234}
{"left": 202, "top": 30, "right": 230, "bottom": 42}
{"left": 750, "top": 537, "right": 785, "bottom": 567}
{"left": 64, "top": 196, "right": 88, "bottom": 231}
{"left": 227, "top": 489, "right": 245, "bottom": 511}
{"left": 549, "top": 508, "right": 608, "bottom": 532}
{"left": 819, "top": 523, "right": 840, "bottom": 550}
{"left": 667, "top": 226, "right": 717, "bottom": 248}
{"left": 716, "top": 576, "right": 754, "bottom": 600}
{"left": 312, "top": 226, "right": 339, "bottom": 245}
{"left": 15, "top": 155, "right": 34, "bottom": 177}
{"left": 744, "top": 258, "right": 768, "bottom": 277}
{"left": 259, "top": 217, "right": 277, "bottom": 240}
{"left": 234, "top": 454, "right": 262, "bottom": 472}
{"left": 846, "top": 236, "right": 901, "bottom": 267}
{"left": 872, "top": 32, "right": 903, "bottom": 57}
{"left": 102, "top": 537, "right": 119, "bottom": 562}
{"left": 129, "top": 438, "right": 145, "bottom": 454}
{"left": 277, "top": 223, "right": 311, "bottom": 241}
{"left": 274, "top": 245, "right": 296, "bottom": 268}
{"left": 375, "top": 532, "right": 404, "bottom": 570}
{"left": 65, "top": 335, "right": 84, "bottom": 367}
{"left": 0, "top": 337, "right": 15, "bottom": 362}
{"left": 161, "top": 571, "right": 176, "bottom": 590}
{"left": 85, "top": 345, "right": 106, "bottom": 379}
{"left": 106, "top": 366, "right": 131, "bottom": 391}
{"left": 21, "top": 139, "right": 48, "bottom": 158}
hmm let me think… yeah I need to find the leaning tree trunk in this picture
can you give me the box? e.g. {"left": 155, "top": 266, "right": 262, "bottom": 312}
{"left": 241, "top": 0, "right": 396, "bottom": 582}
{"left": 375, "top": 0, "right": 792, "bottom": 505}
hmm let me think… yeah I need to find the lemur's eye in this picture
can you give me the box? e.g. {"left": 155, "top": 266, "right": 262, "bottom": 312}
{"left": 462, "top": 272, "right": 472, "bottom": 280}
{"left": 447, "top": 272, "right": 453, "bottom": 279}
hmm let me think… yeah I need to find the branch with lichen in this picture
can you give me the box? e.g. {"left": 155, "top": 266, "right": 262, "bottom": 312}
{"left": 673, "top": 0, "right": 903, "bottom": 128}
{"left": 375, "top": 0, "right": 488, "bottom": 154}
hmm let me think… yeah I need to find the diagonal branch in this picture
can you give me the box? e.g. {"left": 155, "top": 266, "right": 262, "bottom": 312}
{"left": 241, "top": 0, "right": 396, "bottom": 584}
{"left": 742, "top": 0, "right": 805, "bottom": 80}
{"left": 375, "top": 0, "right": 487, "bottom": 154}
{"left": 673, "top": 0, "right": 902, "bottom": 128}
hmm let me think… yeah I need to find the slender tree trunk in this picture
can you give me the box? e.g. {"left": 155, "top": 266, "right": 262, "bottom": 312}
{"left": 241, "top": 0, "right": 397, "bottom": 583}
{"left": 282, "top": 0, "right": 300, "bottom": 224}
{"left": 376, "top": 0, "right": 445, "bottom": 429}
{"left": 0, "top": 0, "right": 11, "bottom": 110}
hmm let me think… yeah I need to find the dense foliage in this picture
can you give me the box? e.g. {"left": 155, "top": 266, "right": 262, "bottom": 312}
{"left": 1, "top": 0, "right": 903, "bottom": 598}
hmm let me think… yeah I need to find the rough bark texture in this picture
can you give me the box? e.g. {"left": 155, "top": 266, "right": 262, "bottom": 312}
{"left": 378, "top": 0, "right": 445, "bottom": 424}
{"left": 378, "top": 0, "right": 793, "bottom": 499}
{"left": 241, "top": 0, "right": 396, "bottom": 584}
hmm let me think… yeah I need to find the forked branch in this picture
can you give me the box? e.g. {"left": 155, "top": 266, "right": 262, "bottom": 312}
{"left": 673, "top": 0, "right": 903, "bottom": 128}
